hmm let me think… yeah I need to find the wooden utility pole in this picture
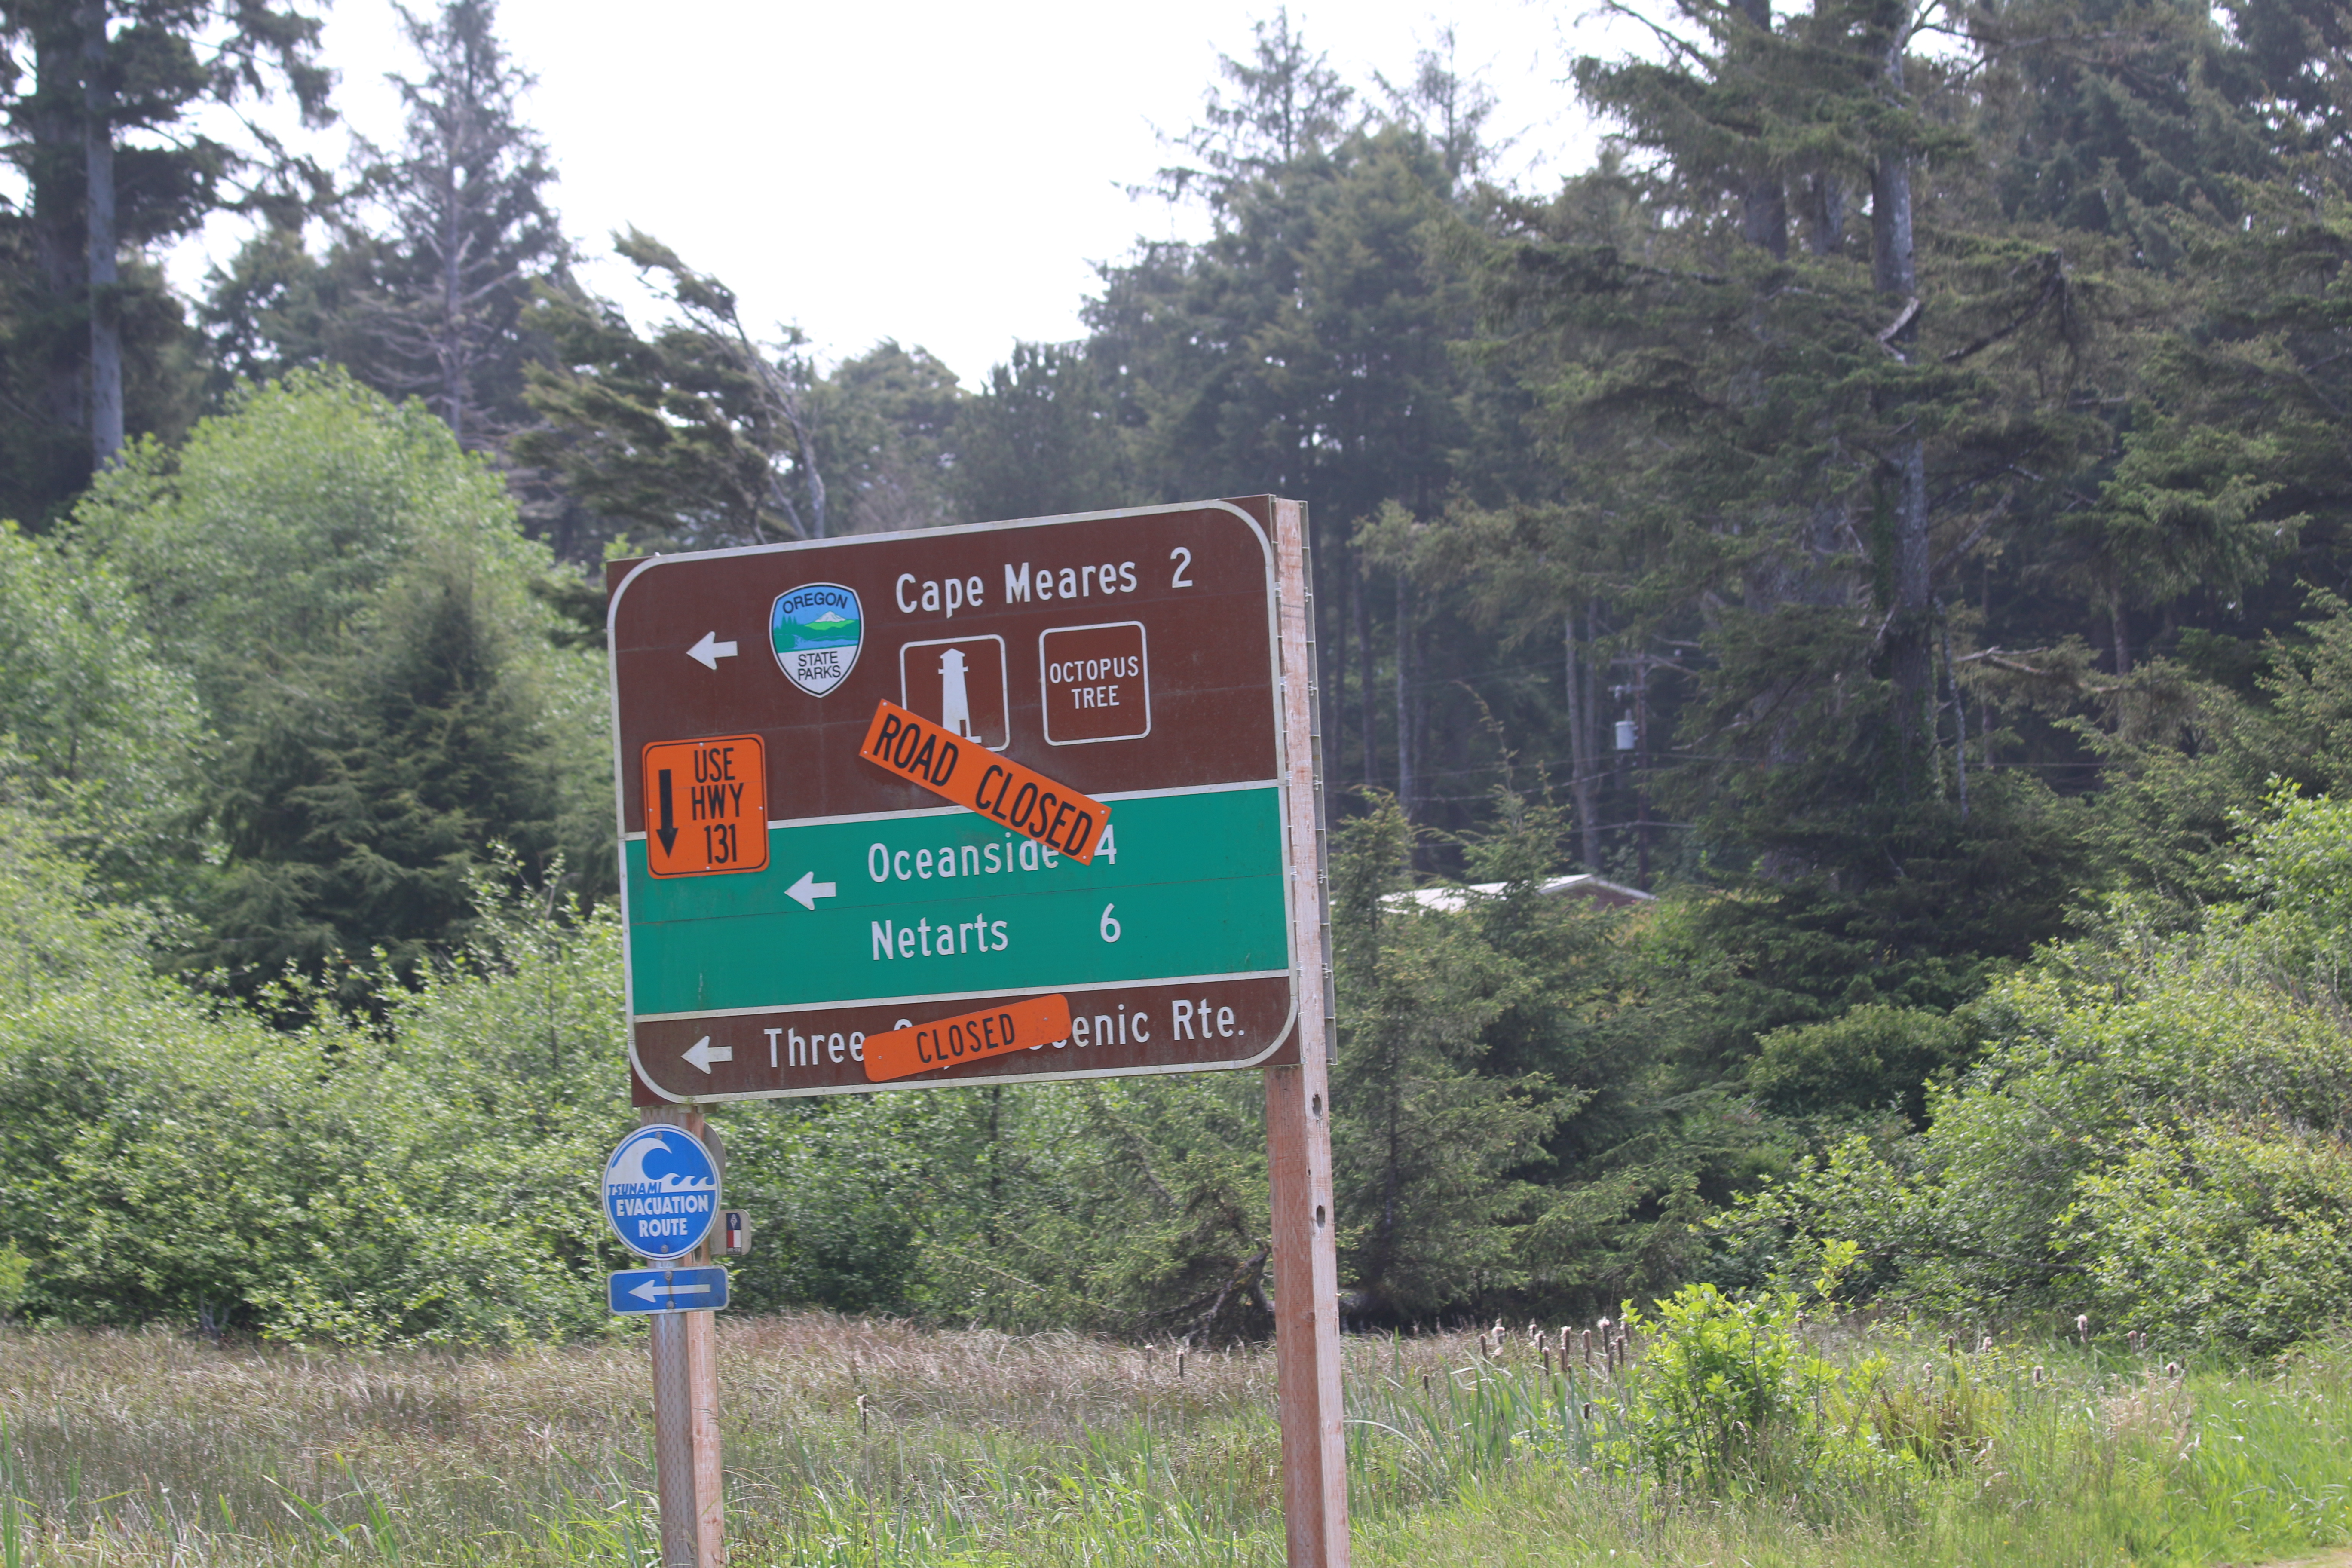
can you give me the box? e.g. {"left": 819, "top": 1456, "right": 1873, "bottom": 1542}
{"left": 1269, "top": 497, "right": 1350, "bottom": 1567}
{"left": 640, "top": 1104, "right": 725, "bottom": 1567}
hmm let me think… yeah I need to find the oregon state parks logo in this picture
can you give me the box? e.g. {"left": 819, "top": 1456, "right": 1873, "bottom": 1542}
{"left": 771, "top": 583, "right": 862, "bottom": 696}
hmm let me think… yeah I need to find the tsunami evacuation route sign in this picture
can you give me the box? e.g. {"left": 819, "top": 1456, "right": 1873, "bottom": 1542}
{"left": 605, "top": 499, "right": 1303, "bottom": 1104}
{"left": 601, "top": 1123, "right": 721, "bottom": 1260}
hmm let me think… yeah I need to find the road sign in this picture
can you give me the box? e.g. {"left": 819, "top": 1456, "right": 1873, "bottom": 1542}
{"left": 609, "top": 1265, "right": 732, "bottom": 1314}
{"left": 601, "top": 1124, "right": 722, "bottom": 1259}
{"left": 640, "top": 734, "right": 768, "bottom": 878}
{"left": 608, "top": 499, "right": 1302, "bottom": 1103}
{"left": 859, "top": 701, "right": 1109, "bottom": 862}
{"left": 864, "top": 992, "right": 1074, "bottom": 1082}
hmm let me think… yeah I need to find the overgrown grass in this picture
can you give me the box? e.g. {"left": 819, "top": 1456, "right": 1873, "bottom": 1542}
{"left": 4, "top": 1313, "right": 2351, "bottom": 1565}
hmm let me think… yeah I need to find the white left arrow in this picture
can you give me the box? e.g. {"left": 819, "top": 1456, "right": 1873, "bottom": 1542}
{"left": 628, "top": 1277, "right": 715, "bottom": 1303}
{"left": 785, "top": 871, "right": 838, "bottom": 910}
{"left": 682, "top": 1035, "right": 733, "bottom": 1073}
{"left": 687, "top": 631, "right": 738, "bottom": 670}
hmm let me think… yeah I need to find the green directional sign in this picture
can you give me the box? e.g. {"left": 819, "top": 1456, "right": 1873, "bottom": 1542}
{"left": 609, "top": 501, "right": 1307, "bottom": 1101}
{"left": 625, "top": 786, "right": 1289, "bottom": 1015}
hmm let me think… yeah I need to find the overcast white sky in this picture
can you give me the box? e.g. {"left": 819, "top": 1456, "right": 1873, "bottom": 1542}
{"left": 170, "top": 1, "right": 1618, "bottom": 386}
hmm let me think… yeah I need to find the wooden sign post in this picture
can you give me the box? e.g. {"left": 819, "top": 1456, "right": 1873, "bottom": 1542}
{"left": 1267, "top": 497, "right": 1349, "bottom": 1565}
{"left": 606, "top": 498, "right": 1348, "bottom": 1566}
{"left": 634, "top": 1104, "right": 725, "bottom": 1568}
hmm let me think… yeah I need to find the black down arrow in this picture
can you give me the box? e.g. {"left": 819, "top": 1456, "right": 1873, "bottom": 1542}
{"left": 655, "top": 769, "right": 679, "bottom": 854}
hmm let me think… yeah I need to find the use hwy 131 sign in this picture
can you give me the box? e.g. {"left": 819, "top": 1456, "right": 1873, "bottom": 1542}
{"left": 608, "top": 499, "right": 1307, "bottom": 1103}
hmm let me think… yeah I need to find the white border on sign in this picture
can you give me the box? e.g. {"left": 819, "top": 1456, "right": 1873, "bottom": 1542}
{"left": 1038, "top": 620, "right": 1151, "bottom": 745}
{"left": 606, "top": 499, "right": 1298, "bottom": 1103}
{"left": 634, "top": 966, "right": 1293, "bottom": 1023}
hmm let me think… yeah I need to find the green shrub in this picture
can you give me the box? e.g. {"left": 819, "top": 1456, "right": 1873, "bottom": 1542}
{"left": 1606, "top": 1283, "right": 1900, "bottom": 1500}
{"left": 2062, "top": 1121, "right": 2352, "bottom": 1351}
{"left": 1749, "top": 1004, "right": 1978, "bottom": 1122}
{"left": 1727, "top": 791, "right": 2352, "bottom": 1349}
{"left": 0, "top": 1240, "right": 27, "bottom": 1317}
{"left": 0, "top": 864, "right": 635, "bottom": 1344}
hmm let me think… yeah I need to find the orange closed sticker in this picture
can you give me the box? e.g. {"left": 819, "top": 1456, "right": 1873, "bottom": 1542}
{"left": 863, "top": 994, "right": 1075, "bottom": 1082}
{"left": 640, "top": 735, "right": 769, "bottom": 877}
{"left": 858, "top": 700, "right": 1109, "bottom": 864}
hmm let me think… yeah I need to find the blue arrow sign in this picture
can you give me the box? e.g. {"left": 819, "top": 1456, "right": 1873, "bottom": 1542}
{"left": 601, "top": 1124, "right": 721, "bottom": 1261}
{"left": 608, "top": 1265, "right": 731, "bottom": 1314}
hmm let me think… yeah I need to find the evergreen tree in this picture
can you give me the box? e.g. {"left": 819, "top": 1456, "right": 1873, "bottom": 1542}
{"left": 1096, "top": 41, "right": 1494, "bottom": 818}
{"left": 517, "top": 229, "right": 827, "bottom": 551}
{"left": 1327, "top": 793, "right": 1562, "bottom": 1317}
{"left": 198, "top": 538, "right": 566, "bottom": 988}
{"left": 808, "top": 340, "right": 962, "bottom": 534}
{"left": 349, "top": 0, "right": 568, "bottom": 450}
{"left": 0, "top": 0, "right": 330, "bottom": 503}
{"left": 71, "top": 370, "right": 603, "bottom": 994}
{"left": 949, "top": 342, "right": 1129, "bottom": 523}
{"left": 1150, "top": 5, "right": 1355, "bottom": 211}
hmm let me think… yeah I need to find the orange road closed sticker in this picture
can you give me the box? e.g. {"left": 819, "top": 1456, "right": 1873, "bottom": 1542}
{"left": 864, "top": 994, "right": 1075, "bottom": 1082}
{"left": 640, "top": 735, "right": 770, "bottom": 877}
{"left": 858, "top": 700, "right": 1110, "bottom": 864}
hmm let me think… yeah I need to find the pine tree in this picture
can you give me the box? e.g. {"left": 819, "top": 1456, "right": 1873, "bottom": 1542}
{"left": 809, "top": 340, "right": 962, "bottom": 534}
{"left": 517, "top": 230, "right": 827, "bottom": 550}
{"left": 949, "top": 342, "right": 1127, "bottom": 523}
{"left": 352, "top": 0, "right": 568, "bottom": 450}
{"left": 71, "top": 371, "right": 593, "bottom": 996}
{"left": 0, "top": 0, "right": 330, "bottom": 496}
{"left": 1149, "top": 6, "right": 1355, "bottom": 212}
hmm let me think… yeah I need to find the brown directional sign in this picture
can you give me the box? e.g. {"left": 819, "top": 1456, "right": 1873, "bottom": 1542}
{"left": 608, "top": 499, "right": 1303, "bottom": 1103}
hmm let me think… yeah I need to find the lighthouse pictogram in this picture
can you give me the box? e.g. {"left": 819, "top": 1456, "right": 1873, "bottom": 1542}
{"left": 938, "top": 646, "right": 975, "bottom": 739}
{"left": 898, "top": 635, "right": 1008, "bottom": 749}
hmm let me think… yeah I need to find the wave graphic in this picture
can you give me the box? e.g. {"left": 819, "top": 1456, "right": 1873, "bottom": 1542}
{"left": 607, "top": 1133, "right": 715, "bottom": 1192}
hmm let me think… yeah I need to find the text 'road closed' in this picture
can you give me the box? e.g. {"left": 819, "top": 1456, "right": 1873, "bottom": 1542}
{"left": 858, "top": 700, "right": 1109, "bottom": 863}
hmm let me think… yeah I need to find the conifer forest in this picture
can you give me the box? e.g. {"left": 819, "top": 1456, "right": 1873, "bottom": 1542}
{"left": 10, "top": 0, "right": 2352, "bottom": 1376}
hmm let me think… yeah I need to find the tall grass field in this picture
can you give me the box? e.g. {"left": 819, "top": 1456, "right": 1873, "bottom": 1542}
{"left": 5, "top": 1312, "right": 2352, "bottom": 1566}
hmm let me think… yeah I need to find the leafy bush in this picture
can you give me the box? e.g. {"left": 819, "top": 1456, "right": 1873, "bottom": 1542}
{"left": 2063, "top": 1122, "right": 2352, "bottom": 1350}
{"left": 1748, "top": 1004, "right": 1978, "bottom": 1123}
{"left": 0, "top": 858, "right": 636, "bottom": 1344}
{"left": 0, "top": 1239, "right": 27, "bottom": 1316}
{"left": 1606, "top": 1283, "right": 1898, "bottom": 1498}
{"left": 1726, "top": 792, "right": 2352, "bottom": 1350}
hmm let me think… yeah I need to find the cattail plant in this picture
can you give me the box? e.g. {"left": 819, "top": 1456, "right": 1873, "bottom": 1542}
{"left": 2076, "top": 1313, "right": 2091, "bottom": 1345}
